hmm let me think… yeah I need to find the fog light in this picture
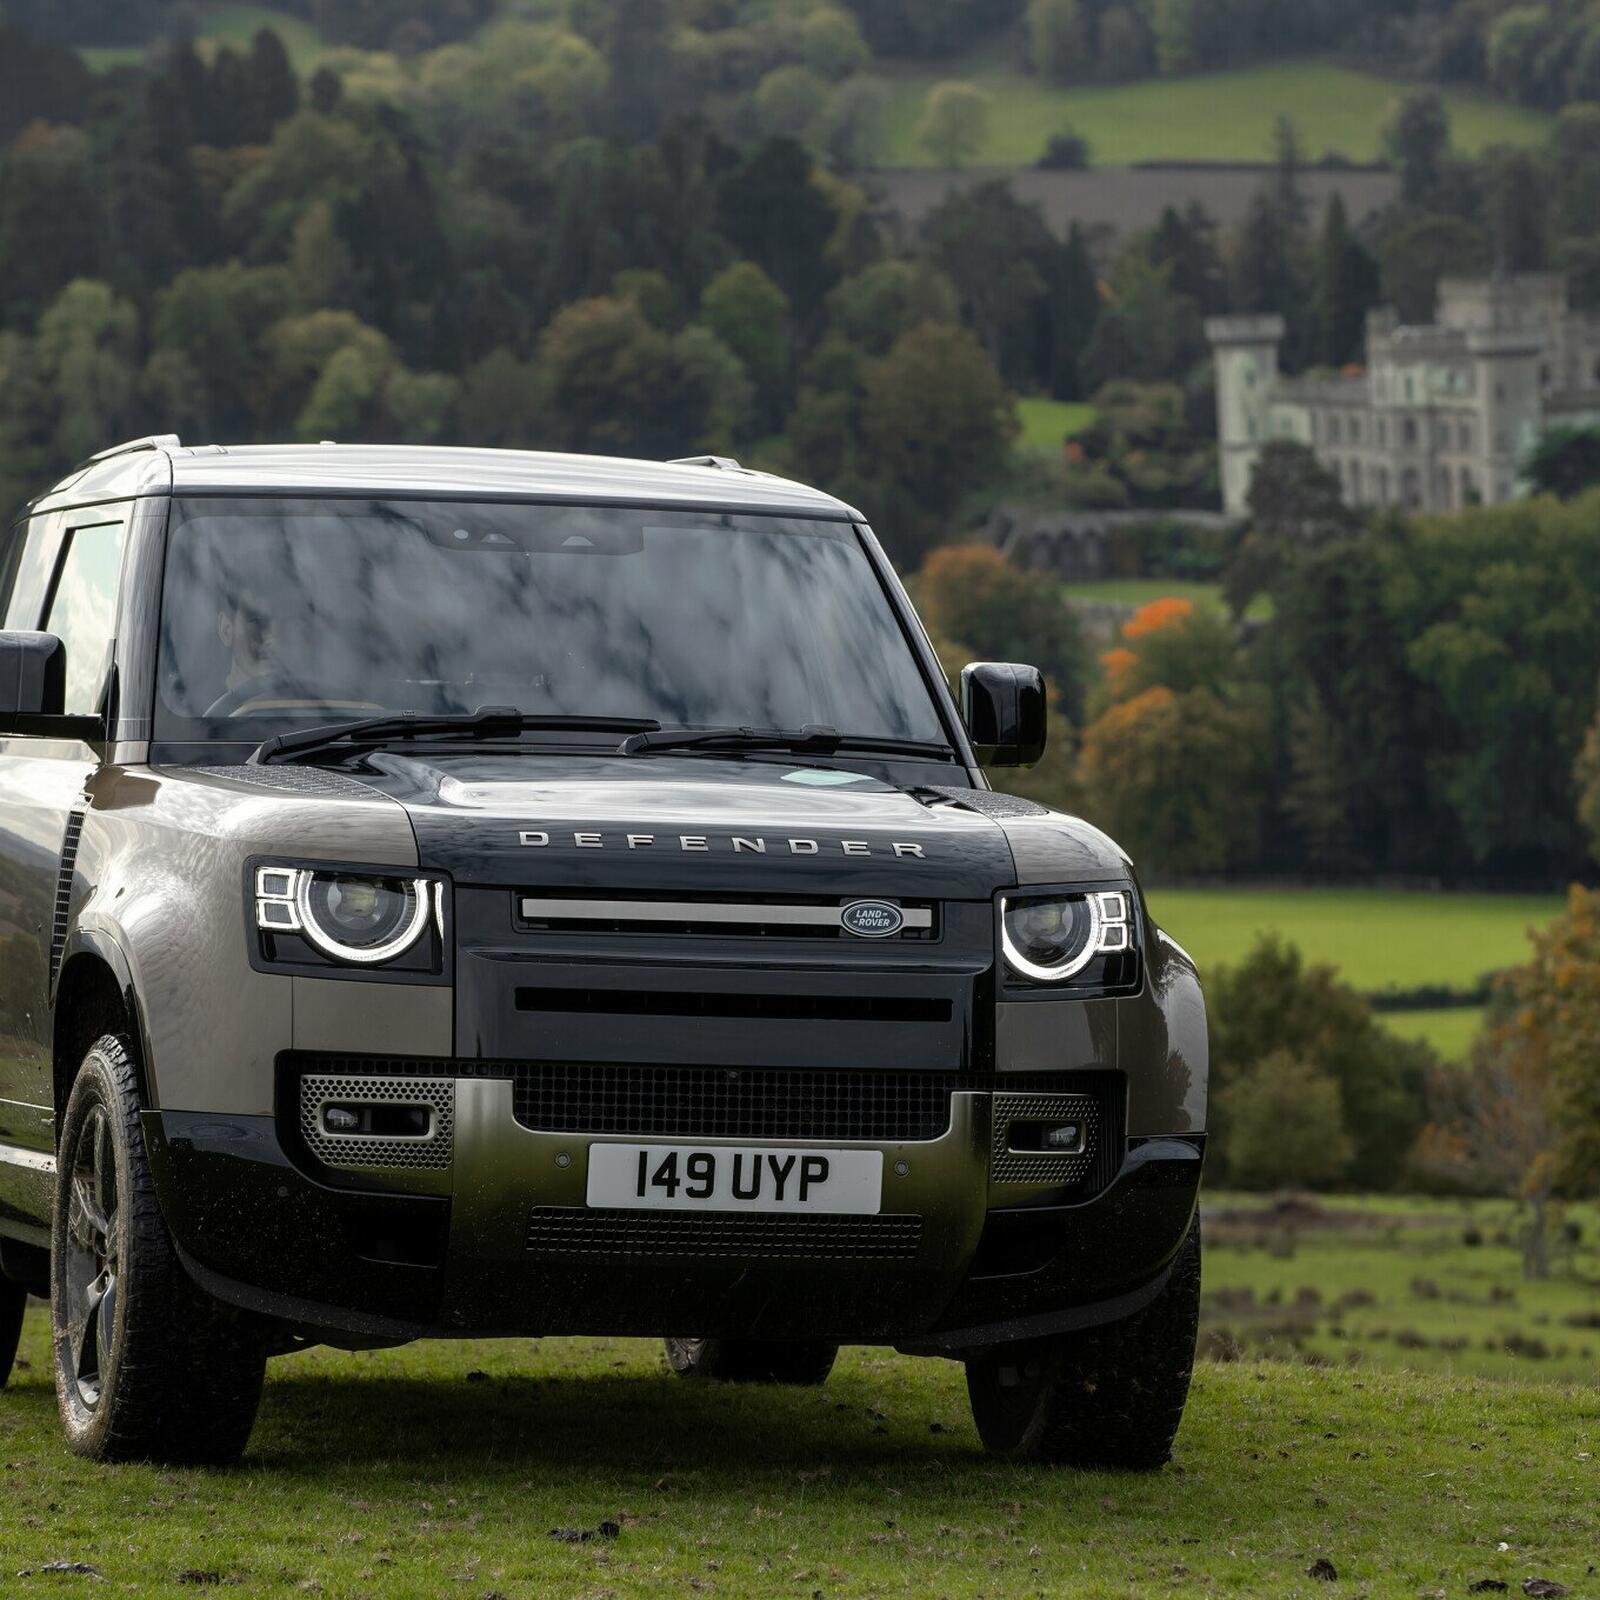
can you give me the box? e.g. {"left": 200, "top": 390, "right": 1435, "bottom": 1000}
{"left": 1042, "top": 1123, "right": 1084, "bottom": 1152}
{"left": 324, "top": 1106, "right": 361, "bottom": 1133}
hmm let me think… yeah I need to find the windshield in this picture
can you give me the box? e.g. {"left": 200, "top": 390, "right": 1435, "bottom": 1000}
{"left": 153, "top": 498, "right": 948, "bottom": 747}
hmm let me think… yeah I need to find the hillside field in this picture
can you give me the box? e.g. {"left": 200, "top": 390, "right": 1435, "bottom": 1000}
{"left": 1014, "top": 394, "right": 1098, "bottom": 451}
{"left": 80, "top": 3, "right": 330, "bottom": 72}
{"left": 2, "top": 1300, "right": 1596, "bottom": 1597}
{"left": 883, "top": 58, "right": 1551, "bottom": 167}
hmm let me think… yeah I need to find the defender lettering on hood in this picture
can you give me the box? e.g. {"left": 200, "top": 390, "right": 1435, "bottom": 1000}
{"left": 517, "top": 829, "right": 928, "bottom": 858}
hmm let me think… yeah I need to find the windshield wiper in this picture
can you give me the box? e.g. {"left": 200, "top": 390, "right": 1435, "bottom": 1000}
{"left": 617, "top": 724, "right": 956, "bottom": 759}
{"left": 251, "top": 707, "right": 661, "bottom": 766}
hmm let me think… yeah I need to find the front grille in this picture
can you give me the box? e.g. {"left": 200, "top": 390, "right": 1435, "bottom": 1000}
{"left": 516, "top": 988, "right": 951, "bottom": 1024}
{"left": 514, "top": 1063, "right": 960, "bottom": 1142}
{"left": 515, "top": 892, "right": 938, "bottom": 942}
{"left": 528, "top": 1206, "right": 924, "bottom": 1260}
{"left": 991, "top": 1075, "right": 1125, "bottom": 1194}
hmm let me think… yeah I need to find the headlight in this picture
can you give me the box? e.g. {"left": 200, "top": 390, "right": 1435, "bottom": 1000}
{"left": 1001, "top": 890, "right": 1131, "bottom": 984}
{"left": 255, "top": 866, "right": 437, "bottom": 965}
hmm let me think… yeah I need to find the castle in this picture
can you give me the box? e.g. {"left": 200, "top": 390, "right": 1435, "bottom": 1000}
{"left": 1206, "top": 274, "right": 1600, "bottom": 517}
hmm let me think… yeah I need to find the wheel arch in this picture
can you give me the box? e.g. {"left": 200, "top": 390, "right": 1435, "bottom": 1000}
{"left": 51, "top": 935, "right": 155, "bottom": 1137}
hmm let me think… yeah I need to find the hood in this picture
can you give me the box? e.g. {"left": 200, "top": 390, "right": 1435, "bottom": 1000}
{"left": 358, "top": 751, "right": 1019, "bottom": 899}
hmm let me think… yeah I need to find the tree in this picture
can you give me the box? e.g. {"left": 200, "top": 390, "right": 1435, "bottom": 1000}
{"left": 1224, "top": 440, "right": 1352, "bottom": 615}
{"left": 825, "top": 260, "right": 959, "bottom": 356}
{"left": 1525, "top": 425, "right": 1600, "bottom": 500}
{"left": 801, "top": 7, "right": 871, "bottom": 76}
{"left": 1383, "top": 91, "right": 1452, "bottom": 208}
{"left": 717, "top": 138, "right": 839, "bottom": 320}
{"left": 918, "top": 544, "right": 1088, "bottom": 717}
{"left": 701, "top": 262, "right": 791, "bottom": 428}
{"left": 1078, "top": 682, "right": 1266, "bottom": 874}
{"left": 1206, "top": 936, "right": 1434, "bottom": 1190}
{"left": 817, "top": 76, "right": 890, "bottom": 170}
{"left": 34, "top": 280, "right": 141, "bottom": 467}
{"left": 915, "top": 82, "right": 991, "bottom": 168}
{"left": 754, "top": 66, "right": 828, "bottom": 143}
{"left": 1485, "top": 147, "right": 1550, "bottom": 272}
{"left": 1220, "top": 1052, "right": 1354, "bottom": 1191}
{"left": 1027, "top": 0, "right": 1091, "bottom": 83}
{"left": 859, "top": 321, "right": 1016, "bottom": 521}
{"left": 1378, "top": 213, "right": 1490, "bottom": 324}
{"left": 1312, "top": 193, "right": 1380, "bottom": 369}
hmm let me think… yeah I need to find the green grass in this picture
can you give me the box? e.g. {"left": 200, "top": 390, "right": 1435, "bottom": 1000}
{"left": 1379, "top": 1004, "right": 1487, "bottom": 1063}
{"left": 1203, "top": 1193, "right": 1600, "bottom": 1384}
{"left": 3, "top": 1306, "right": 1597, "bottom": 1597}
{"left": 1147, "top": 887, "right": 1563, "bottom": 998}
{"left": 1015, "top": 395, "right": 1097, "bottom": 451}
{"left": 883, "top": 59, "right": 1551, "bottom": 167}
{"left": 80, "top": 4, "right": 330, "bottom": 74}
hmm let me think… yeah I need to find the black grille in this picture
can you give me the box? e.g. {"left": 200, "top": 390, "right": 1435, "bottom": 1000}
{"left": 514, "top": 1063, "right": 961, "bottom": 1141}
{"left": 527, "top": 1207, "right": 924, "bottom": 1260}
{"left": 515, "top": 988, "right": 951, "bottom": 1024}
{"left": 49, "top": 811, "right": 85, "bottom": 991}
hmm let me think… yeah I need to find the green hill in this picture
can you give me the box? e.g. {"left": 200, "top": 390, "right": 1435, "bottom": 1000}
{"left": 884, "top": 58, "right": 1551, "bottom": 167}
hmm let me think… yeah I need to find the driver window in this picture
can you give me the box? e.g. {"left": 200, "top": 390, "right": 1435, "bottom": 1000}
{"left": 45, "top": 519, "right": 126, "bottom": 716}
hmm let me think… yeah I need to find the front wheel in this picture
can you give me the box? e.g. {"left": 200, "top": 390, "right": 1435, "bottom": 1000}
{"left": 664, "top": 1336, "right": 838, "bottom": 1385}
{"left": 51, "top": 1035, "right": 267, "bottom": 1464}
{"left": 0, "top": 1274, "right": 23, "bottom": 1389}
{"left": 965, "top": 1217, "right": 1201, "bottom": 1470}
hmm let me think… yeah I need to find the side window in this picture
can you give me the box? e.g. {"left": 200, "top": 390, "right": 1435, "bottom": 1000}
{"left": 0, "top": 521, "right": 24, "bottom": 619}
{"left": 44, "top": 520, "right": 127, "bottom": 715}
{"left": 3, "top": 514, "right": 60, "bottom": 630}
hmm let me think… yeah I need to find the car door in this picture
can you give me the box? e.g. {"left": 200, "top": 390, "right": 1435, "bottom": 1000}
{"left": 0, "top": 504, "right": 128, "bottom": 1169}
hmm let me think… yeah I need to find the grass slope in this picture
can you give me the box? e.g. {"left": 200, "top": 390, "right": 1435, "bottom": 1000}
{"left": 1015, "top": 395, "right": 1098, "bottom": 451}
{"left": 883, "top": 59, "right": 1551, "bottom": 167}
{"left": 2, "top": 1308, "right": 1596, "bottom": 1597}
{"left": 1147, "top": 886, "right": 1562, "bottom": 997}
{"left": 81, "top": 4, "right": 330, "bottom": 73}
{"left": 1380, "top": 1004, "right": 1488, "bottom": 1062}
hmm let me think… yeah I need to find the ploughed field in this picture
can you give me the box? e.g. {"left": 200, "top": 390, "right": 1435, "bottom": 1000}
{"left": 1, "top": 1297, "right": 1595, "bottom": 1598}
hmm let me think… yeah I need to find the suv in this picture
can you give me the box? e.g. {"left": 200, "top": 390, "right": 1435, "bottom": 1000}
{"left": 0, "top": 438, "right": 1206, "bottom": 1467}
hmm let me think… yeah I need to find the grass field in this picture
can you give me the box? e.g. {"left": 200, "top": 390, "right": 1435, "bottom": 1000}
{"left": 81, "top": 3, "right": 331, "bottom": 73}
{"left": 1204, "top": 1192, "right": 1600, "bottom": 1384}
{"left": 882, "top": 59, "right": 1551, "bottom": 167}
{"left": 1147, "top": 886, "right": 1561, "bottom": 998}
{"left": 1015, "top": 395, "right": 1098, "bottom": 451}
{"left": 1379, "top": 1004, "right": 1488, "bottom": 1062}
{"left": 2, "top": 1302, "right": 1596, "bottom": 1598}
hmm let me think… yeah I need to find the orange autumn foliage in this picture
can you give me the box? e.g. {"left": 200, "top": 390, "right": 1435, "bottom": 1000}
{"left": 1099, "top": 645, "right": 1137, "bottom": 689}
{"left": 1121, "top": 596, "right": 1193, "bottom": 639}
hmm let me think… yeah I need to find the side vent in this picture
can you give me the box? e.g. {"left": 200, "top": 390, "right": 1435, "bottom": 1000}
{"left": 49, "top": 811, "right": 85, "bottom": 992}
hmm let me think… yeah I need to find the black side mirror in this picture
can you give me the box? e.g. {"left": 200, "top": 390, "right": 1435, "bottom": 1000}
{"left": 0, "top": 631, "right": 66, "bottom": 730}
{"left": 960, "top": 661, "right": 1047, "bottom": 767}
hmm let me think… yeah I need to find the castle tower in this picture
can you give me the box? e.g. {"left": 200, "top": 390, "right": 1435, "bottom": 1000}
{"left": 1205, "top": 315, "right": 1286, "bottom": 515}
{"left": 1469, "top": 325, "right": 1545, "bottom": 505}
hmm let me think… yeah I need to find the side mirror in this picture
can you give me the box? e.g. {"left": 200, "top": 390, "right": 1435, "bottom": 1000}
{"left": 0, "top": 631, "right": 66, "bottom": 730}
{"left": 959, "top": 661, "right": 1047, "bottom": 767}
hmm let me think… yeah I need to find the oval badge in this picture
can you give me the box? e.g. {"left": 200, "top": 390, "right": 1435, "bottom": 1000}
{"left": 841, "top": 900, "right": 904, "bottom": 938}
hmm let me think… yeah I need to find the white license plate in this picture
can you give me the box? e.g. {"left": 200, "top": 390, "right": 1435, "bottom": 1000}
{"left": 586, "top": 1143, "right": 883, "bottom": 1215}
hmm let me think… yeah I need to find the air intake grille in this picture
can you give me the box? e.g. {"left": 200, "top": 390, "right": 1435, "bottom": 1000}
{"left": 298, "top": 1074, "right": 454, "bottom": 1172}
{"left": 48, "top": 811, "right": 85, "bottom": 991}
{"left": 514, "top": 1064, "right": 960, "bottom": 1142}
{"left": 528, "top": 1207, "right": 924, "bottom": 1260}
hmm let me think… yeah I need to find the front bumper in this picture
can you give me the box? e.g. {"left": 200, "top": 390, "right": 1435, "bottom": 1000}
{"left": 144, "top": 1081, "right": 1202, "bottom": 1351}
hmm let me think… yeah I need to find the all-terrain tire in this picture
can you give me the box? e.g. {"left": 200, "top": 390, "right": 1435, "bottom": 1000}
{"left": 965, "top": 1217, "right": 1201, "bottom": 1470}
{"left": 664, "top": 1336, "right": 839, "bottom": 1385}
{"left": 51, "top": 1035, "right": 267, "bottom": 1464}
{"left": 0, "top": 1273, "right": 23, "bottom": 1389}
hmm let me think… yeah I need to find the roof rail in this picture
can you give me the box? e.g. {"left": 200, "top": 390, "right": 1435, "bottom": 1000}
{"left": 669, "top": 454, "right": 743, "bottom": 471}
{"left": 86, "top": 433, "right": 182, "bottom": 463}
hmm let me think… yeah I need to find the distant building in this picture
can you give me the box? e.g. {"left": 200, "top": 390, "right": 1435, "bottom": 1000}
{"left": 1206, "top": 274, "right": 1600, "bottom": 517}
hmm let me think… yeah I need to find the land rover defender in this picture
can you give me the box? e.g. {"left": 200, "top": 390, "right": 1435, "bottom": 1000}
{"left": 0, "top": 437, "right": 1206, "bottom": 1467}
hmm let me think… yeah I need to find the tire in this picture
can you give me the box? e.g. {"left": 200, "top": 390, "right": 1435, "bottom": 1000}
{"left": 664, "top": 1336, "right": 839, "bottom": 1386}
{"left": 51, "top": 1035, "right": 267, "bottom": 1465}
{"left": 0, "top": 1274, "right": 23, "bottom": 1390}
{"left": 965, "top": 1217, "right": 1201, "bottom": 1470}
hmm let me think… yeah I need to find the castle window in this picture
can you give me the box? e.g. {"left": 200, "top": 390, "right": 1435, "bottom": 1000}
{"left": 1329, "top": 415, "right": 1342, "bottom": 444}
{"left": 1403, "top": 417, "right": 1419, "bottom": 447}
{"left": 1459, "top": 421, "right": 1472, "bottom": 451}
{"left": 1402, "top": 467, "right": 1421, "bottom": 507}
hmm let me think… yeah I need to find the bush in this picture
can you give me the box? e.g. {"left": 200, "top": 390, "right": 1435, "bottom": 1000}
{"left": 1220, "top": 1051, "right": 1354, "bottom": 1191}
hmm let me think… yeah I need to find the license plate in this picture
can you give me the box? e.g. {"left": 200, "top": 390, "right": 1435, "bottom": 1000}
{"left": 586, "top": 1143, "right": 883, "bottom": 1215}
